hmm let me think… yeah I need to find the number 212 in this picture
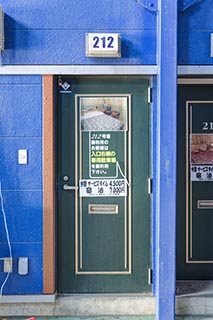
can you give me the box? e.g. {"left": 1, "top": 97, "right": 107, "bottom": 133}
{"left": 93, "top": 36, "right": 114, "bottom": 49}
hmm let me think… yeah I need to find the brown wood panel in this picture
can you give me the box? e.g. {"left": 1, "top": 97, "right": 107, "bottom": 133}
{"left": 43, "top": 75, "right": 55, "bottom": 293}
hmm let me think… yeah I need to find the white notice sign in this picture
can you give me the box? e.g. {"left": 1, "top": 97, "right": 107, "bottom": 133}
{"left": 191, "top": 165, "right": 213, "bottom": 181}
{"left": 79, "top": 179, "right": 127, "bottom": 197}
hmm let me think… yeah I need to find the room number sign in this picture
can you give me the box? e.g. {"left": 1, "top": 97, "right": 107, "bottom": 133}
{"left": 86, "top": 33, "right": 121, "bottom": 57}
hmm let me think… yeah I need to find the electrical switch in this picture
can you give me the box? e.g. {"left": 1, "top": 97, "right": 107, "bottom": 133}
{"left": 3, "top": 258, "right": 12, "bottom": 273}
{"left": 18, "top": 257, "right": 28, "bottom": 275}
{"left": 18, "top": 149, "right": 28, "bottom": 164}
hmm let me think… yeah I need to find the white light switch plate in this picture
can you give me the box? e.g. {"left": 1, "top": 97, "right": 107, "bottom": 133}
{"left": 18, "top": 149, "right": 28, "bottom": 164}
{"left": 18, "top": 257, "right": 28, "bottom": 275}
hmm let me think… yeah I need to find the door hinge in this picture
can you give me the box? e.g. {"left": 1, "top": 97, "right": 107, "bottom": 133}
{"left": 148, "top": 268, "right": 153, "bottom": 285}
{"left": 148, "top": 178, "right": 152, "bottom": 194}
{"left": 148, "top": 87, "right": 152, "bottom": 104}
{"left": 58, "top": 77, "right": 63, "bottom": 87}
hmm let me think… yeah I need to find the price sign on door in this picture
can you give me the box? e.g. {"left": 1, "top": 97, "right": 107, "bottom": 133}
{"left": 86, "top": 33, "right": 121, "bottom": 57}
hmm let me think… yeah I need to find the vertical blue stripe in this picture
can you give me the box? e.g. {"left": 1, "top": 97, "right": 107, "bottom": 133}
{"left": 156, "top": 1, "right": 177, "bottom": 319}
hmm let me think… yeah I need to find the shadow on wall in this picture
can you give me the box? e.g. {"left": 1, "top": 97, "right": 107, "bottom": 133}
{"left": 178, "top": 0, "right": 205, "bottom": 12}
{"left": 178, "top": 0, "right": 208, "bottom": 64}
{"left": 4, "top": 14, "right": 43, "bottom": 51}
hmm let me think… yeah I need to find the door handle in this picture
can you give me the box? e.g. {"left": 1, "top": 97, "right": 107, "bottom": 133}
{"left": 63, "top": 184, "right": 79, "bottom": 191}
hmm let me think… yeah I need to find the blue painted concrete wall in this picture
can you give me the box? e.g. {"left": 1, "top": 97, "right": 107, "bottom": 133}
{"left": 0, "top": 76, "right": 43, "bottom": 294}
{"left": 178, "top": 0, "right": 213, "bottom": 64}
{"left": 2, "top": 0, "right": 213, "bottom": 66}
{"left": 2, "top": 0, "right": 156, "bottom": 65}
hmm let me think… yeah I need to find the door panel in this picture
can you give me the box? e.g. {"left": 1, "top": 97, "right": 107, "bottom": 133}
{"left": 177, "top": 85, "right": 213, "bottom": 280}
{"left": 57, "top": 77, "right": 151, "bottom": 292}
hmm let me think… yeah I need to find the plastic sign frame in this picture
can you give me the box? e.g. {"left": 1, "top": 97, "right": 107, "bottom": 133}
{"left": 86, "top": 33, "right": 121, "bottom": 58}
{"left": 0, "top": 6, "right": 4, "bottom": 50}
{"left": 211, "top": 34, "right": 213, "bottom": 58}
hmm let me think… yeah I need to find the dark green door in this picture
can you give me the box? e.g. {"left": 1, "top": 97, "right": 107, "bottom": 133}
{"left": 57, "top": 77, "right": 151, "bottom": 292}
{"left": 177, "top": 84, "right": 213, "bottom": 280}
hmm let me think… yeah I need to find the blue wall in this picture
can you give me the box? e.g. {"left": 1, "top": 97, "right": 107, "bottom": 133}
{"left": 2, "top": 0, "right": 156, "bottom": 65}
{"left": 0, "top": 76, "right": 42, "bottom": 294}
{"left": 178, "top": 0, "right": 213, "bottom": 64}
{"left": 2, "top": 0, "right": 213, "bottom": 66}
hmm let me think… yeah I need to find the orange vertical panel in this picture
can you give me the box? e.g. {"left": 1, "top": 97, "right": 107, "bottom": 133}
{"left": 43, "top": 75, "right": 55, "bottom": 293}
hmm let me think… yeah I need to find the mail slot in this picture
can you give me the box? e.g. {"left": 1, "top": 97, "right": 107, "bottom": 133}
{"left": 197, "top": 200, "right": 213, "bottom": 209}
{"left": 88, "top": 204, "right": 118, "bottom": 214}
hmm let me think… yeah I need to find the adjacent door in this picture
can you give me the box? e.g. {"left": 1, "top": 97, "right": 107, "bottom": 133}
{"left": 57, "top": 77, "right": 151, "bottom": 292}
{"left": 177, "top": 84, "right": 213, "bottom": 280}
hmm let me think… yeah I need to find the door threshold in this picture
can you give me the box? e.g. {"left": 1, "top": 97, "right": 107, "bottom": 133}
{"left": 58, "top": 292, "right": 153, "bottom": 297}
{"left": 176, "top": 280, "right": 213, "bottom": 296}
{"left": 0, "top": 293, "right": 155, "bottom": 317}
{"left": 176, "top": 282, "right": 213, "bottom": 316}
{"left": 0, "top": 293, "right": 56, "bottom": 303}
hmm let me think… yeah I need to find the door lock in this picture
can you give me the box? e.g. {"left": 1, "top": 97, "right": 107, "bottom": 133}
{"left": 63, "top": 184, "right": 79, "bottom": 191}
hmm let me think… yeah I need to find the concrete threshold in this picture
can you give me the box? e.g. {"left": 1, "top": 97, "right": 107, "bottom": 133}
{"left": 176, "top": 281, "right": 213, "bottom": 316}
{"left": 176, "top": 295, "right": 213, "bottom": 317}
{"left": 0, "top": 294, "right": 155, "bottom": 317}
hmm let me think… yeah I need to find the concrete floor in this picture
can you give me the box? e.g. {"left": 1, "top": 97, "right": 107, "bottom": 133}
{"left": 0, "top": 294, "right": 155, "bottom": 317}
{"left": 1, "top": 283, "right": 213, "bottom": 319}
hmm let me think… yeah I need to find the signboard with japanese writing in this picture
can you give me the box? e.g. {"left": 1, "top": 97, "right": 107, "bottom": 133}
{"left": 79, "top": 179, "right": 127, "bottom": 197}
{"left": 89, "top": 131, "right": 124, "bottom": 178}
{"left": 77, "top": 94, "right": 130, "bottom": 197}
{"left": 190, "top": 133, "right": 213, "bottom": 181}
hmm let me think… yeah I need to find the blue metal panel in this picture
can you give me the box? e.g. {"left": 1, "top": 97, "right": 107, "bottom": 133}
{"left": 0, "top": 75, "right": 41, "bottom": 84}
{"left": 3, "top": 30, "right": 156, "bottom": 65}
{"left": 0, "top": 74, "right": 43, "bottom": 295}
{"left": 179, "top": 0, "right": 212, "bottom": 28}
{"left": 2, "top": 0, "right": 156, "bottom": 65}
{"left": 0, "top": 243, "right": 43, "bottom": 294}
{"left": 0, "top": 138, "right": 42, "bottom": 190}
{"left": 156, "top": 0, "right": 177, "bottom": 319}
{"left": 3, "top": 0, "right": 156, "bottom": 30}
{"left": 178, "top": 31, "right": 212, "bottom": 65}
{"left": 0, "top": 85, "right": 42, "bottom": 137}
{"left": 0, "top": 191, "right": 42, "bottom": 243}
{"left": 178, "top": 0, "right": 213, "bottom": 64}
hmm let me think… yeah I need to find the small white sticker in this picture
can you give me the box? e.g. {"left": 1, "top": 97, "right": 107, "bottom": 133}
{"left": 79, "top": 179, "right": 127, "bottom": 197}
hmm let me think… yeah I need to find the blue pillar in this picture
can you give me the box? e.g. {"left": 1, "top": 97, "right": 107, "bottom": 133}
{"left": 156, "top": 0, "right": 177, "bottom": 319}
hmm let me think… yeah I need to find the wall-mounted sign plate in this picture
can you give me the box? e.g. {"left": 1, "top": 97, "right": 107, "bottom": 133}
{"left": 0, "top": 6, "right": 4, "bottom": 50}
{"left": 211, "top": 34, "right": 213, "bottom": 57}
{"left": 86, "top": 33, "right": 121, "bottom": 58}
